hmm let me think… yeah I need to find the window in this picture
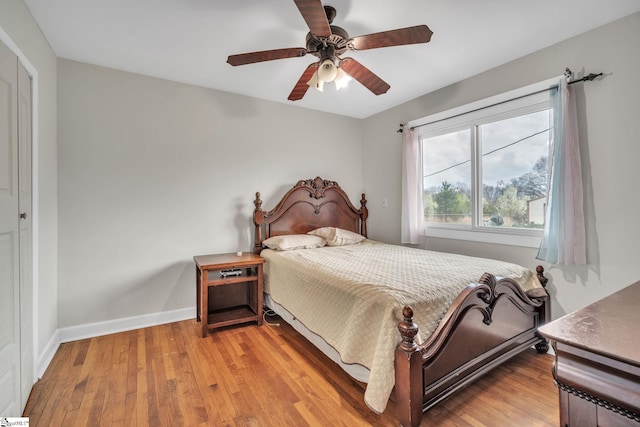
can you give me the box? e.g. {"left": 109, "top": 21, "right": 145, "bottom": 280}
{"left": 416, "top": 80, "right": 555, "bottom": 247}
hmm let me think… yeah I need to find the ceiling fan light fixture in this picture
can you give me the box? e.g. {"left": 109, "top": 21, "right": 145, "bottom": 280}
{"left": 317, "top": 58, "right": 338, "bottom": 83}
{"left": 334, "top": 68, "right": 350, "bottom": 90}
{"left": 307, "top": 71, "right": 324, "bottom": 92}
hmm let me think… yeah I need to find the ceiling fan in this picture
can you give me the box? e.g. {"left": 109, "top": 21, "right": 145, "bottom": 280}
{"left": 226, "top": 0, "right": 433, "bottom": 101}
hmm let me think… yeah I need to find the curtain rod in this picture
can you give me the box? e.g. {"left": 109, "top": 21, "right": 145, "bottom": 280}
{"left": 398, "top": 68, "right": 602, "bottom": 133}
{"left": 568, "top": 72, "right": 603, "bottom": 84}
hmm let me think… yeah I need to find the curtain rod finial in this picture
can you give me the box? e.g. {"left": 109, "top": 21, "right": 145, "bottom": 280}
{"left": 564, "top": 68, "right": 573, "bottom": 80}
{"left": 585, "top": 72, "right": 603, "bottom": 81}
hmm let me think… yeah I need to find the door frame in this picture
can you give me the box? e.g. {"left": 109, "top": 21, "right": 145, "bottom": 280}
{"left": 0, "top": 25, "right": 40, "bottom": 403}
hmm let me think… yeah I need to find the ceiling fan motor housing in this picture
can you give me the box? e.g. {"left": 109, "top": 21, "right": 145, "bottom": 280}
{"left": 306, "top": 25, "right": 350, "bottom": 59}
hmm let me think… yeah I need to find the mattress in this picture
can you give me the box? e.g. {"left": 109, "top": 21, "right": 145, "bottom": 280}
{"left": 261, "top": 240, "right": 541, "bottom": 413}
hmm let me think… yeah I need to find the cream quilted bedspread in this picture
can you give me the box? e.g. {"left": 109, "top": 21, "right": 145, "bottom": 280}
{"left": 261, "top": 240, "right": 541, "bottom": 413}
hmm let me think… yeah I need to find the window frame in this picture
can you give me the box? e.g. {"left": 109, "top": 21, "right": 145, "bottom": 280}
{"left": 413, "top": 77, "right": 559, "bottom": 248}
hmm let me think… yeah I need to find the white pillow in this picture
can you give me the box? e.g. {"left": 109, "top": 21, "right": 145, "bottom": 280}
{"left": 262, "top": 234, "right": 326, "bottom": 251}
{"left": 307, "top": 227, "right": 365, "bottom": 246}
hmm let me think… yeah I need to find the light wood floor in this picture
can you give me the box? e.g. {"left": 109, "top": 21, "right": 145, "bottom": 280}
{"left": 24, "top": 316, "right": 559, "bottom": 426}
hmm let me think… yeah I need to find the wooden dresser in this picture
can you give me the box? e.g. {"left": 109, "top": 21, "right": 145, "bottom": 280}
{"left": 538, "top": 281, "right": 640, "bottom": 426}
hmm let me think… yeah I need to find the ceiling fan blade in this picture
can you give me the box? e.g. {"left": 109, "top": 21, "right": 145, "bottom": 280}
{"left": 288, "top": 62, "right": 319, "bottom": 101}
{"left": 350, "top": 25, "right": 433, "bottom": 50}
{"left": 339, "top": 57, "right": 390, "bottom": 95}
{"left": 293, "top": 0, "right": 331, "bottom": 37}
{"left": 227, "top": 48, "right": 307, "bottom": 66}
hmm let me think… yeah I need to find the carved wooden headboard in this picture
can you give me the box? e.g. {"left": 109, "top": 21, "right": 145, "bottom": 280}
{"left": 253, "top": 177, "right": 368, "bottom": 253}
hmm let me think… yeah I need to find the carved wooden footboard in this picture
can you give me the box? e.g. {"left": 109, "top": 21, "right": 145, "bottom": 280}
{"left": 395, "top": 272, "right": 549, "bottom": 427}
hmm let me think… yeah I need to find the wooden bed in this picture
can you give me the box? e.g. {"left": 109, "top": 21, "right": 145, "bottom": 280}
{"left": 253, "top": 177, "right": 549, "bottom": 427}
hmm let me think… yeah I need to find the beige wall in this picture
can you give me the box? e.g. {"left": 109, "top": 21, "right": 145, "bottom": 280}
{"left": 0, "top": 1, "right": 58, "bottom": 374}
{"left": 57, "top": 59, "right": 364, "bottom": 328}
{"left": 363, "top": 12, "right": 640, "bottom": 319}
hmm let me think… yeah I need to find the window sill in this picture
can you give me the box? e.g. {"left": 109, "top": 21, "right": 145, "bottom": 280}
{"left": 425, "top": 227, "right": 542, "bottom": 248}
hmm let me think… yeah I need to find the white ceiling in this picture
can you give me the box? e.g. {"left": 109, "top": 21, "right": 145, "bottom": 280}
{"left": 25, "top": 0, "right": 640, "bottom": 119}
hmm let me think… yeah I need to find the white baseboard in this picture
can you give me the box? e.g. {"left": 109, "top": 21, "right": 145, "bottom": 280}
{"left": 36, "top": 307, "right": 195, "bottom": 379}
{"left": 37, "top": 329, "right": 61, "bottom": 379}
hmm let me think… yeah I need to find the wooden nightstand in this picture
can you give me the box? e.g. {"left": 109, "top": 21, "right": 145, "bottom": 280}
{"left": 194, "top": 252, "right": 265, "bottom": 338}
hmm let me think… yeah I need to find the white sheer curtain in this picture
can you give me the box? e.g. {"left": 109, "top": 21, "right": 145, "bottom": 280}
{"left": 401, "top": 126, "right": 425, "bottom": 244}
{"left": 537, "top": 78, "right": 587, "bottom": 264}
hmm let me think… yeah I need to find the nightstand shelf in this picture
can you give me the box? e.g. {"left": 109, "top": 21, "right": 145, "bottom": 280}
{"left": 207, "top": 305, "right": 258, "bottom": 328}
{"left": 206, "top": 275, "right": 258, "bottom": 286}
{"left": 194, "top": 253, "right": 265, "bottom": 338}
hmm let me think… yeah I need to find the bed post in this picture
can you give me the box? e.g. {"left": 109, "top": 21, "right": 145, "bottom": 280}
{"left": 395, "top": 306, "right": 423, "bottom": 427}
{"left": 360, "top": 193, "right": 368, "bottom": 237}
{"left": 253, "top": 192, "right": 264, "bottom": 254}
{"left": 535, "top": 265, "right": 548, "bottom": 288}
{"left": 532, "top": 265, "right": 550, "bottom": 353}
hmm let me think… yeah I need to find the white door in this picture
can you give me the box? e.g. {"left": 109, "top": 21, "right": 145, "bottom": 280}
{"left": 0, "top": 40, "right": 22, "bottom": 416}
{"left": 18, "top": 60, "right": 33, "bottom": 408}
